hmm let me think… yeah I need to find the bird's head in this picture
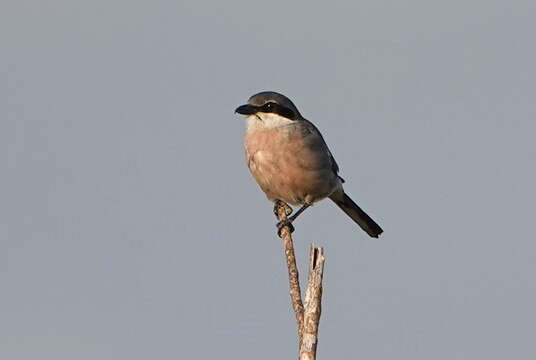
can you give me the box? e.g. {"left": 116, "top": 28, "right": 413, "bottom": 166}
{"left": 235, "top": 91, "right": 301, "bottom": 127}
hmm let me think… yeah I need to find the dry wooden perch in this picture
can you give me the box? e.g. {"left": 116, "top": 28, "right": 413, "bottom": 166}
{"left": 275, "top": 202, "right": 325, "bottom": 360}
{"left": 300, "top": 245, "right": 324, "bottom": 360}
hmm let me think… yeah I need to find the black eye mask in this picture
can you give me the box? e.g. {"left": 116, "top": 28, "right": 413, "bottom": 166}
{"left": 261, "top": 102, "right": 297, "bottom": 120}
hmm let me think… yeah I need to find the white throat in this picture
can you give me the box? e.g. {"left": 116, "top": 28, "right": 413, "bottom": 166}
{"left": 246, "top": 112, "right": 294, "bottom": 131}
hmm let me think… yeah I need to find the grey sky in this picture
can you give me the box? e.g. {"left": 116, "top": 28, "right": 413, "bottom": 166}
{"left": 1, "top": 1, "right": 535, "bottom": 359}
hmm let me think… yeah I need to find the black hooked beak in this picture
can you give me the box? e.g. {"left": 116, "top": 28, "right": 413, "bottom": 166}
{"left": 235, "top": 104, "right": 257, "bottom": 115}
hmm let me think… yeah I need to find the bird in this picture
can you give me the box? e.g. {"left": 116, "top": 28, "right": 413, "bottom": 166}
{"left": 235, "top": 91, "right": 383, "bottom": 238}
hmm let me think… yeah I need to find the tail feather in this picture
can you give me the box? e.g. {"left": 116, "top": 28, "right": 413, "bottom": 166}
{"left": 330, "top": 193, "right": 383, "bottom": 238}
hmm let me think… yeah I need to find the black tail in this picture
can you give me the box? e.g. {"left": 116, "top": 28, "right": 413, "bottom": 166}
{"left": 330, "top": 193, "right": 383, "bottom": 238}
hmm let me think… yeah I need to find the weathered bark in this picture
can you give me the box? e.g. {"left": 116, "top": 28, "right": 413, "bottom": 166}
{"left": 275, "top": 202, "right": 305, "bottom": 346}
{"left": 299, "top": 245, "right": 325, "bottom": 360}
{"left": 275, "top": 202, "right": 325, "bottom": 360}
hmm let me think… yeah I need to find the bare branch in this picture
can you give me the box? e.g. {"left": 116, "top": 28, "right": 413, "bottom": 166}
{"left": 274, "top": 203, "right": 325, "bottom": 360}
{"left": 299, "top": 245, "right": 325, "bottom": 360}
{"left": 275, "top": 202, "right": 305, "bottom": 347}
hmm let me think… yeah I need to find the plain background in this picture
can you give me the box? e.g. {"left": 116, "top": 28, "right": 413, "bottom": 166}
{"left": 2, "top": 1, "right": 535, "bottom": 359}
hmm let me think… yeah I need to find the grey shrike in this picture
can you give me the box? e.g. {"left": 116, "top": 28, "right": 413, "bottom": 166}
{"left": 235, "top": 91, "right": 383, "bottom": 238}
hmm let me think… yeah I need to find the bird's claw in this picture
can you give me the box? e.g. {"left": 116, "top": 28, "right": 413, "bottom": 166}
{"left": 273, "top": 200, "right": 293, "bottom": 217}
{"left": 277, "top": 218, "right": 295, "bottom": 237}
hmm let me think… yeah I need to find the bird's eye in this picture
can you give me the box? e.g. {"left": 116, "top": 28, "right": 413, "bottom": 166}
{"left": 265, "top": 102, "right": 273, "bottom": 109}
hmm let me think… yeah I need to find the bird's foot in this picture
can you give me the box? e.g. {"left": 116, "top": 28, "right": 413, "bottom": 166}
{"left": 273, "top": 200, "right": 293, "bottom": 217}
{"left": 276, "top": 218, "right": 295, "bottom": 238}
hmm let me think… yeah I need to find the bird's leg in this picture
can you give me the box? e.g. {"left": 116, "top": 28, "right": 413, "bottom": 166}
{"left": 287, "top": 202, "right": 311, "bottom": 223}
{"left": 276, "top": 202, "right": 311, "bottom": 237}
